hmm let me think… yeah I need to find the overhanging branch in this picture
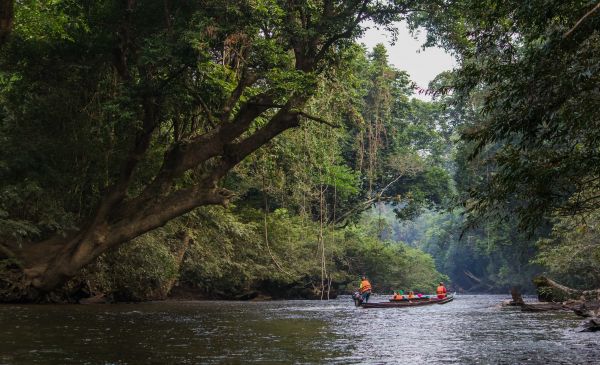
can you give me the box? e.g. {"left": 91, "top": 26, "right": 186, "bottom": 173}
{"left": 296, "top": 111, "right": 340, "bottom": 128}
{"left": 563, "top": 2, "right": 600, "bottom": 39}
{"left": 247, "top": 103, "right": 339, "bottom": 128}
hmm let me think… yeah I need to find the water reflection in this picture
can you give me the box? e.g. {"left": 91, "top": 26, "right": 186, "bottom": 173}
{"left": 0, "top": 295, "right": 598, "bottom": 364}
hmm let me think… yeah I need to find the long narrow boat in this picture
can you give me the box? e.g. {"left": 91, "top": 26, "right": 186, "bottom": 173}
{"left": 359, "top": 294, "right": 454, "bottom": 309}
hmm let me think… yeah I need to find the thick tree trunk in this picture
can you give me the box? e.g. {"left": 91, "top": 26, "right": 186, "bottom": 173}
{"left": 0, "top": 0, "right": 13, "bottom": 47}
{"left": 6, "top": 187, "right": 232, "bottom": 300}
{"left": 158, "top": 231, "right": 193, "bottom": 299}
{"left": 0, "top": 100, "right": 305, "bottom": 301}
{"left": 509, "top": 286, "right": 524, "bottom": 306}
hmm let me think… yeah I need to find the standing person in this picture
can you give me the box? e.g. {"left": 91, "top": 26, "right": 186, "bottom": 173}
{"left": 359, "top": 276, "right": 372, "bottom": 303}
{"left": 436, "top": 282, "right": 447, "bottom": 299}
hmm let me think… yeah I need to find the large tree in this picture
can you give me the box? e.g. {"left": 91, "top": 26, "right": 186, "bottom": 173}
{"left": 411, "top": 1, "right": 600, "bottom": 229}
{"left": 0, "top": 0, "right": 413, "bottom": 299}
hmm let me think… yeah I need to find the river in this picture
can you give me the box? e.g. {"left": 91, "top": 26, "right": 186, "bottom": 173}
{"left": 0, "top": 295, "right": 598, "bottom": 364}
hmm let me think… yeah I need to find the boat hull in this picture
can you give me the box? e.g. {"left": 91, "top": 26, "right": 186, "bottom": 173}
{"left": 360, "top": 295, "right": 454, "bottom": 308}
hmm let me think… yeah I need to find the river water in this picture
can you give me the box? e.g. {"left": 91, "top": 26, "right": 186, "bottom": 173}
{"left": 0, "top": 295, "right": 598, "bottom": 364}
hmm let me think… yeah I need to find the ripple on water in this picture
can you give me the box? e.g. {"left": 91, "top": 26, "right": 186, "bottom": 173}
{"left": 0, "top": 295, "right": 599, "bottom": 364}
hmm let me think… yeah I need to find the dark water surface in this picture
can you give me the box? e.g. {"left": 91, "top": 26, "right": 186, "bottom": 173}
{"left": 1, "top": 295, "right": 598, "bottom": 364}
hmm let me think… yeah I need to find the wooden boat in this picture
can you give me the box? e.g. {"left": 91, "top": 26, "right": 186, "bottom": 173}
{"left": 389, "top": 296, "right": 431, "bottom": 302}
{"left": 359, "top": 294, "right": 454, "bottom": 308}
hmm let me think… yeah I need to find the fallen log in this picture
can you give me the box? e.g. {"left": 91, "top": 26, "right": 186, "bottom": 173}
{"left": 524, "top": 277, "right": 600, "bottom": 324}
{"left": 579, "top": 318, "right": 600, "bottom": 332}
{"left": 519, "top": 297, "right": 599, "bottom": 314}
{"left": 521, "top": 302, "right": 566, "bottom": 312}
{"left": 572, "top": 301, "right": 600, "bottom": 318}
{"left": 533, "top": 276, "right": 600, "bottom": 302}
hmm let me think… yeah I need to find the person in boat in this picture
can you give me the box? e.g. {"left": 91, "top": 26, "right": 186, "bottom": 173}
{"left": 394, "top": 289, "right": 405, "bottom": 300}
{"left": 359, "top": 276, "right": 372, "bottom": 303}
{"left": 407, "top": 290, "right": 415, "bottom": 299}
{"left": 436, "top": 282, "right": 447, "bottom": 299}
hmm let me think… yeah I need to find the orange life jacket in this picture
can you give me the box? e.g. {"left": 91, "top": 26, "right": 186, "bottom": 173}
{"left": 436, "top": 285, "right": 447, "bottom": 296}
{"left": 359, "top": 280, "right": 372, "bottom": 294}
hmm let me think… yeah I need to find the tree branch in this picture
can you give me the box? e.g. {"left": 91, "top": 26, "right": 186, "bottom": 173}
{"left": 563, "top": 2, "right": 600, "bottom": 39}
{"left": 86, "top": 96, "right": 160, "bottom": 232}
{"left": 296, "top": 111, "right": 340, "bottom": 128}
{"left": 108, "top": 186, "right": 234, "bottom": 249}
{"left": 108, "top": 100, "right": 306, "bottom": 246}
{"left": 333, "top": 195, "right": 402, "bottom": 227}
{"left": 247, "top": 103, "right": 339, "bottom": 128}
{"left": 113, "top": 1, "right": 137, "bottom": 81}
{"left": 221, "top": 69, "right": 258, "bottom": 122}
{"left": 189, "top": 91, "right": 217, "bottom": 128}
{"left": 203, "top": 96, "right": 310, "bottom": 184}
{"left": 314, "top": 0, "right": 370, "bottom": 63}
{"left": 333, "top": 172, "right": 407, "bottom": 226}
{"left": 135, "top": 92, "right": 275, "bottom": 201}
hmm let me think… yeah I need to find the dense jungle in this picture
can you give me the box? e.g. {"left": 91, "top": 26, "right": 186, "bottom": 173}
{"left": 0, "top": 0, "right": 599, "bottom": 306}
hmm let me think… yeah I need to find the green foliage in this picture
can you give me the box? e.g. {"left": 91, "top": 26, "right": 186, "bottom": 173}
{"left": 390, "top": 209, "right": 540, "bottom": 292}
{"left": 84, "top": 230, "right": 180, "bottom": 301}
{"left": 0, "top": 0, "right": 461, "bottom": 299}
{"left": 401, "top": 0, "right": 600, "bottom": 291}
{"left": 179, "top": 206, "right": 267, "bottom": 297}
{"left": 14, "top": 0, "right": 88, "bottom": 42}
{"left": 73, "top": 39, "right": 453, "bottom": 299}
{"left": 176, "top": 206, "right": 445, "bottom": 298}
{"left": 74, "top": 200, "right": 446, "bottom": 301}
{"left": 412, "top": 0, "right": 600, "bottom": 229}
{"left": 535, "top": 211, "right": 600, "bottom": 289}
{"left": 344, "top": 222, "right": 445, "bottom": 292}
{"left": 2, "top": 0, "right": 409, "bottom": 244}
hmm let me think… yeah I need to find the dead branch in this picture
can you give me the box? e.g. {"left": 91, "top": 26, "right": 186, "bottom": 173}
{"left": 563, "top": 2, "right": 600, "bottom": 39}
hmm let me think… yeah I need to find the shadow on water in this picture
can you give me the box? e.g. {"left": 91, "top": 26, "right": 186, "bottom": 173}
{"left": 1, "top": 295, "right": 598, "bottom": 364}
